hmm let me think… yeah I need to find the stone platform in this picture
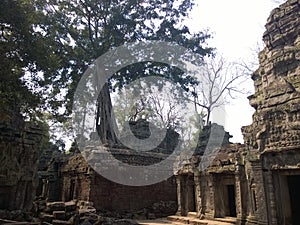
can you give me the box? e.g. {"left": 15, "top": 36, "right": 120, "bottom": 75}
{"left": 138, "top": 215, "right": 236, "bottom": 225}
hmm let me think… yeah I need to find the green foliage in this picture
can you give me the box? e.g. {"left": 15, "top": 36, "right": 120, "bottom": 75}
{"left": 112, "top": 77, "right": 189, "bottom": 130}
{"left": 0, "top": 0, "right": 64, "bottom": 120}
{"left": 1, "top": 0, "right": 213, "bottom": 145}
{"left": 68, "top": 140, "right": 80, "bottom": 154}
{"left": 36, "top": 0, "right": 213, "bottom": 118}
{"left": 0, "top": 0, "right": 37, "bottom": 117}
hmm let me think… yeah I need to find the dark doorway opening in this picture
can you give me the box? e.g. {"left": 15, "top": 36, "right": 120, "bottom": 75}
{"left": 227, "top": 185, "right": 237, "bottom": 217}
{"left": 68, "top": 180, "right": 75, "bottom": 201}
{"left": 187, "top": 176, "right": 196, "bottom": 212}
{"left": 0, "top": 193, "right": 8, "bottom": 209}
{"left": 287, "top": 175, "right": 300, "bottom": 225}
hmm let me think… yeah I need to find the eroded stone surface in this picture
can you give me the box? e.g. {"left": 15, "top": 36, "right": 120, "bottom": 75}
{"left": 243, "top": 0, "right": 300, "bottom": 152}
{"left": 0, "top": 120, "right": 43, "bottom": 211}
{"left": 59, "top": 153, "right": 177, "bottom": 218}
{"left": 176, "top": 1, "right": 300, "bottom": 225}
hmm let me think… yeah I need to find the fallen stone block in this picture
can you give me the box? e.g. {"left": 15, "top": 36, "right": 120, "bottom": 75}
{"left": 65, "top": 201, "right": 77, "bottom": 212}
{"left": 46, "top": 202, "right": 65, "bottom": 213}
{"left": 2, "top": 223, "right": 40, "bottom": 225}
{"left": 39, "top": 212, "right": 54, "bottom": 223}
{"left": 78, "top": 208, "right": 96, "bottom": 217}
{"left": 53, "top": 211, "right": 66, "bottom": 220}
{"left": 52, "top": 219, "right": 71, "bottom": 225}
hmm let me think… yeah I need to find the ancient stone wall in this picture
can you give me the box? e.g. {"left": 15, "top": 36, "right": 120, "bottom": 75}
{"left": 172, "top": 1, "right": 300, "bottom": 225}
{"left": 242, "top": 0, "right": 300, "bottom": 152}
{"left": 90, "top": 173, "right": 176, "bottom": 213}
{"left": 61, "top": 153, "right": 177, "bottom": 218}
{"left": 61, "top": 154, "right": 91, "bottom": 202}
{"left": 175, "top": 123, "right": 243, "bottom": 221}
{"left": 0, "top": 121, "right": 43, "bottom": 211}
{"left": 241, "top": 0, "right": 300, "bottom": 224}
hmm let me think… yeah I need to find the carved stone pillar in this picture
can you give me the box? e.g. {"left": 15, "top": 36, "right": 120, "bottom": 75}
{"left": 235, "top": 168, "right": 243, "bottom": 223}
{"left": 249, "top": 159, "right": 268, "bottom": 225}
{"left": 41, "top": 179, "right": 49, "bottom": 199}
{"left": 194, "top": 172, "right": 203, "bottom": 218}
{"left": 176, "top": 175, "right": 184, "bottom": 216}
{"left": 207, "top": 175, "right": 215, "bottom": 219}
{"left": 263, "top": 170, "right": 278, "bottom": 225}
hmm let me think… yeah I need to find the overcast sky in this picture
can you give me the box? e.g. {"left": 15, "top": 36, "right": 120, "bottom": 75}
{"left": 187, "top": 0, "right": 282, "bottom": 142}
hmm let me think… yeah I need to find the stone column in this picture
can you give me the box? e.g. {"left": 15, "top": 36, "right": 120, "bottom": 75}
{"left": 235, "top": 168, "right": 243, "bottom": 223}
{"left": 41, "top": 179, "right": 49, "bottom": 199}
{"left": 207, "top": 174, "right": 215, "bottom": 219}
{"left": 263, "top": 170, "right": 278, "bottom": 225}
{"left": 194, "top": 171, "right": 203, "bottom": 218}
{"left": 176, "top": 175, "right": 184, "bottom": 216}
{"left": 249, "top": 160, "right": 268, "bottom": 225}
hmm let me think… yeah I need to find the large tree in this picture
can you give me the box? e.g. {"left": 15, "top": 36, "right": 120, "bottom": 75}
{"left": 190, "top": 54, "right": 249, "bottom": 126}
{"left": 0, "top": 0, "right": 48, "bottom": 121}
{"left": 36, "top": 0, "right": 212, "bottom": 145}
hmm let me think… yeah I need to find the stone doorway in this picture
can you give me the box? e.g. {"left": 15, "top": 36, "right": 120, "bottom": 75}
{"left": 186, "top": 176, "right": 196, "bottom": 212}
{"left": 67, "top": 179, "right": 75, "bottom": 201}
{"left": 287, "top": 175, "right": 300, "bottom": 225}
{"left": 214, "top": 175, "right": 237, "bottom": 218}
{"left": 0, "top": 187, "right": 9, "bottom": 209}
{"left": 276, "top": 172, "right": 300, "bottom": 225}
{"left": 226, "top": 185, "right": 236, "bottom": 217}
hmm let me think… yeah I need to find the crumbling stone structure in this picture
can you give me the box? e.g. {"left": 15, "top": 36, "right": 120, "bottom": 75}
{"left": 175, "top": 124, "right": 243, "bottom": 222}
{"left": 40, "top": 119, "right": 178, "bottom": 219}
{"left": 37, "top": 148, "right": 65, "bottom": 202}
{"left": 0, "top": 118, "right": 43, "bottom": 211}
{"left": 60, "top": 153, "right": 177, "bottom": 218}
{"left": 2, "top": 1, "right": 298, "bottom": 224}
{"left": 33, "top": 199, "right": 139, "bottom": 225}
{"left": 241, "top": 0, "right": 300, "bottom": 224}
{"left": 175, "top": 0, "right": 300, "bottom": 225}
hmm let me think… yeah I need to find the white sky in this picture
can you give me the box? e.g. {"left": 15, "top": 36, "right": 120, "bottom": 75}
{"left": 186, "top": 0, "right": 281, "bottom": 143}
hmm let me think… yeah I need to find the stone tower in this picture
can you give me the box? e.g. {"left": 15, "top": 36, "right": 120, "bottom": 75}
{"left": 243, "top": 0, "right": 300, "bottom": 153}
{"left": 242, "top": 0, "right": 300, "bottom": 224}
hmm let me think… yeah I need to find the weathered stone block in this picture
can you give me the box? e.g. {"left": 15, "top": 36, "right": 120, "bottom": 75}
{"left": 52, "top": 220, "right": 71, "bottom": 225}
{"left": 39, "top": 213, "right": 54, "bottom": 223}
{"left": 53, "top": 211, "right": 66, "bottom": 220}
{"left": 78, "top": 207, "right": 97, "bottom": 217}
{"left": 65, "top": 201, "right": 77, "bottom": 212}
{"left": 46, "top": 202, "right": 65, "bottom": 213}
{"left": 147, "top": 213, "right": 156, "bottom": 219}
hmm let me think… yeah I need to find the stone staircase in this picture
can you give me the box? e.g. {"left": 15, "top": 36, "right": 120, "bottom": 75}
{"left": 167, "top": 212, "right": 236, "bottom": 225}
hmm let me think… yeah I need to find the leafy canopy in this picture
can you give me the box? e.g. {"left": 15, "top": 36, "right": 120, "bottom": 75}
{"left": 36, "top": 0, "right": 213, "bottom": 119}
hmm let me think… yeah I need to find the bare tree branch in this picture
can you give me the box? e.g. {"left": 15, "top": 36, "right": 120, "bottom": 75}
{"left": 190, "top": 54, "right": 251, "bottom": 125}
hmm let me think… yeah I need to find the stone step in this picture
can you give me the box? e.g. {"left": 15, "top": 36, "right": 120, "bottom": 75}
{"left": 187, "top": 212, "right": 197, "bottom": 218}
{"left": 211, "top": 217, "right": 236, "bottom": 224}
{"left": 167, "top": 215, "right": 189, "bottom": 224}
{"left": 167, "top": 215, "right": 207, "bottom": 225}
{"left": 167, "top": 215, "right": 236, "bottom": 225}
{"left": 137, "top": 218, "right": 190, "bottom": 224}
{"left": 2, "top": 223, "right": 40, "bottom": 225}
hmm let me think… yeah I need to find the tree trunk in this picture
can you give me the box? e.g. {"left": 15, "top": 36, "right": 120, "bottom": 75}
{"left": 96, "top": 83, "right": 118, "bottom": 146}
{"left": 206, "top": 108, "right": 211, "bottom": 125}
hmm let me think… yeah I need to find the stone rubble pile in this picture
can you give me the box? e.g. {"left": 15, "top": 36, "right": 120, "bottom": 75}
{"left": 30, "top": 200, "right": 138, "bottom": 225}
{"left": 97, "top": 200, "right": 177, "bottom": 220}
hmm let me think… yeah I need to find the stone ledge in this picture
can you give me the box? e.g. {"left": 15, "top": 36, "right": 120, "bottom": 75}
{"left": 167, "top": 215, "right": 236, "bottom": 225}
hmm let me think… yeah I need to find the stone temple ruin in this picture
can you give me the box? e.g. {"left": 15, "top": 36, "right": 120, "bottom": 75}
{"left": 0, "top": 116, "right": 43, "bottom": 212}
{"left": 175, "top": 0, "right": 300, "bottom": 224}
{"left": 0, "top": 0, "right": 300, "bottom": 224}
{"left": 35, "top": 119, "right": 179, "bottom": 223}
